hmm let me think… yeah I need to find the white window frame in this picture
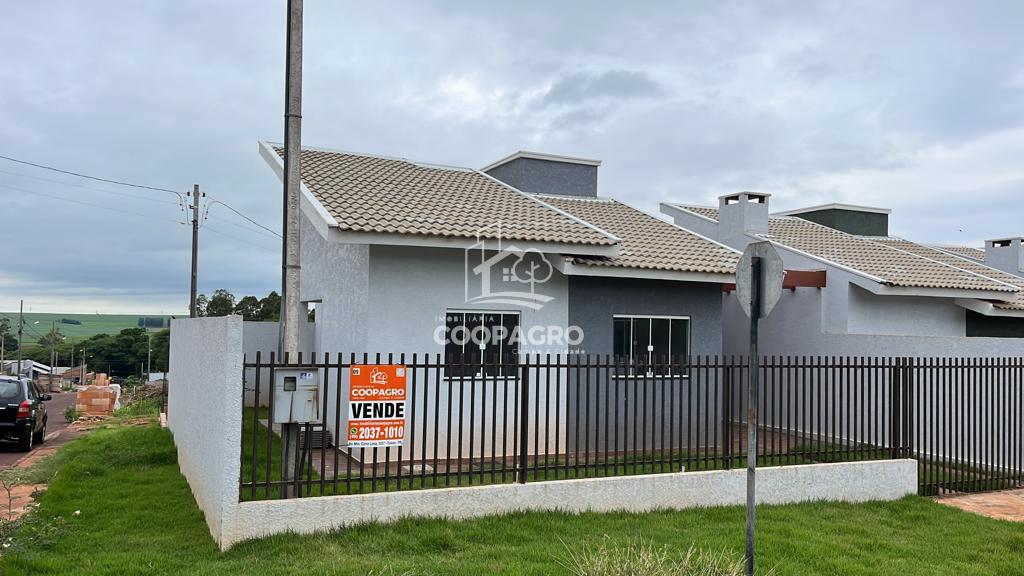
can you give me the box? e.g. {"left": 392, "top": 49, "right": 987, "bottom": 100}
{"left": 613, "top": 314, "right": 691, "bottom": 377}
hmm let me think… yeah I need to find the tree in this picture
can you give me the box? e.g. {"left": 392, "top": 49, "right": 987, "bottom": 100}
{"left": 205, "top": 289, "right": 236, "bottom": 317}
{"left": 149, "top": 328, "right": 170, "bottom": 373}
{"left": 37, "top": 326, "right": 64, "bottom": 349}
{"left": 234, "top": 296, "right": 261, "bottom": 320}
{"left": 0, "top": 318, "right": 16, "bottom": 353}
{"left": 257, "top": 291, "right": 281, "bottom": 321}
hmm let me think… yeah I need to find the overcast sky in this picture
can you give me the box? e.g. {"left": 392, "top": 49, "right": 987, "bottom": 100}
{"left": 2, "top": 1, "right": 1023, "bottom": 314}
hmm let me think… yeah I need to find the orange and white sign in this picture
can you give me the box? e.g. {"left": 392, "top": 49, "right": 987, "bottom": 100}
{"left": 347, "top": 365, "right": 407, "bottom": 448}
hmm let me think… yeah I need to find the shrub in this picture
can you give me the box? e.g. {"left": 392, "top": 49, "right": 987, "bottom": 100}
{"left": 63, "top": 406, "right": 77, "bottom": 423}
{"left": 558, "top": 537, "right": 761, "bottom": 576}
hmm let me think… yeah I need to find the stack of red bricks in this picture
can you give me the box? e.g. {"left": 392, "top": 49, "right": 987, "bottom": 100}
{"left": 76, "top": 386, "right": 117, "bottom": 417}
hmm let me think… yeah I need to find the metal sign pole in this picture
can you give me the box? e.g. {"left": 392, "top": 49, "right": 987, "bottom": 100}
{"left": 746, "top": 256, "right": 761, "bottom": 576}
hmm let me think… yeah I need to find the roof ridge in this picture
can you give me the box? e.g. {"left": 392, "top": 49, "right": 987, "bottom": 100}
{"left": 259, "top": 140, "right": 475, "bottom": 172}
{"left": 863, "top": 235, "right": 1021, "bottom": 292}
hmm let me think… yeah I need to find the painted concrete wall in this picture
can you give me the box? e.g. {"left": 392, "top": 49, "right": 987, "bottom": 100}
{"left": 299, "top": 212, "right": 370, "bottom": 356}
{"left": 485, "top": 157, "right": 598, "bottom": 197}
{"left": 224, "top": 459, "right": 917, "bottom": 548}
{"left": 847, "top": 285, "right": 965, "bottom": 337}
{"left": 568, "top": 276, "right": 723, "bottom": 357}
{"left": 168, "top": 316, "right": 243, "bottom": 547}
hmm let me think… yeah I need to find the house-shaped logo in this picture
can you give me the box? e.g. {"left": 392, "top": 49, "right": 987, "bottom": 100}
{"left": 465, "top": 222, "right": 556, "bottom": 310}
{"left": 370, "top": 367, "right": 388, "bottom": 385}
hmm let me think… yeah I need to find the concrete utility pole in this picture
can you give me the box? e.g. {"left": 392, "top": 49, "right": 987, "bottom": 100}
{"left": 189, "top": 184, "right": 202, "bottom": 318}
{"left": 280, "top": 0, "right": 304, "bottom": 498}
{"left": 48, "top": 320, "right": 56, "bottom": 391}
{"left": 147, "top": 333, "right": 152, "bottom": 382}
{"left": 17, "top": 300, "right": 23, "bottom": 378}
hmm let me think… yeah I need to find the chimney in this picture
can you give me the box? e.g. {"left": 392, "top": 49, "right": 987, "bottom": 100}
{"left": 718, "top": 191, "right": 770, "bottom": 249}
{"left": 985, "top": 237, "right": 1024, "bottom": 278}
{"left": 482, "top": 151, "right": 601, "bottom": 197}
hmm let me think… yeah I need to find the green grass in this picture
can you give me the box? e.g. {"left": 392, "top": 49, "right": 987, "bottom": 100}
{"left": 240, "top": 408, "right": 817, "bottom": 500}
{"left": 3, "top": 423, "right": 1024, "bottom": 574}
{"left": 1, "top": 311, "right": 171, "bottom": 342}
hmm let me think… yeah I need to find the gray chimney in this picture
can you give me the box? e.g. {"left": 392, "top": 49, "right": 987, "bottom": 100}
{"left": 985, "top": 238, "right": 1024, "bottom": 278}
{"left": 482, "top": 151, "right": 600, "bottom": 197}
{"left": 718, "top": 192, "right": 770, "bottom": 249}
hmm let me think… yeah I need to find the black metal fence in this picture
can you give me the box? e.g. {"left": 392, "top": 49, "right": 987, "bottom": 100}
{"left": 239, "top": 354, "right": 1024, "bottom": 500}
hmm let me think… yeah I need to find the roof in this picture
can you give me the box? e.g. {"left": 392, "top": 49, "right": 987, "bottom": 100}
{"left": 539, "top": 196, "right": 740, "bottom": 275}
{"left": 265, "top": 144, "right": 617, "bottom": 247}
{"left": 933, "top": 245, "right": 986, "bottom": 262}
{"left": 762, "top": 220, "right": 1017, "bottom": 292}
{"left": 481, "top": 150, "right": 602, "bottom": 173}
{"left": 663, "top": 204, "right": 1018, "bottom": 293}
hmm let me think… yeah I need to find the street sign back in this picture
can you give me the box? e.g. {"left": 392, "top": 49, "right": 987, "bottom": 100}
{"left": 736, "top": 241, "right": 784, "bottom": 319}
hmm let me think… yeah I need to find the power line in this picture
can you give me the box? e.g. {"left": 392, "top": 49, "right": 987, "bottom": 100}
{"left": 0, "top": 182, "right": 188, "bottom": 225}
{"left": 0, "top": 168, "right": 181, "bottom": 206}
{"left": 0, "top": 154, "right": 185, "bottom": 202}
{"left": 204, "top": 199, "right": 282, "bottom": 239}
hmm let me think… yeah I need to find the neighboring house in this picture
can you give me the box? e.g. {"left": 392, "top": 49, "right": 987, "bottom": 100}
{"left": 661, "top": 194, "right": 1024, "bottom": 357}
{"left": 258, "top": 144, "right": 740, "bottom": 362}
{"left": 2, "top": 360, "right": 51, "bottom": 380}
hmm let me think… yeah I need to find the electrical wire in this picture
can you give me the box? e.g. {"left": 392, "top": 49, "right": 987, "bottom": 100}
{"left": 0, "top": 168, "right": 181, "bottom": 205}
{"left": 0, "top": 182, "right": 188, "bottom": 225}
{"left": 0, "top": 154, "right": 186, "bottom": 202}
{"left": 204, "top": 199, "right": 282, "bottom": 238}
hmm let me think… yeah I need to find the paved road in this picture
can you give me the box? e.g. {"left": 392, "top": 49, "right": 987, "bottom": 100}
{"left": 0, "top": 391, "right": 77, "bottom": 469}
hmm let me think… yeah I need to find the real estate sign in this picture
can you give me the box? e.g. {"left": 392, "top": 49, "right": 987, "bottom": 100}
{"left": 347, "top": 364, "right": 407, "bottom": 448}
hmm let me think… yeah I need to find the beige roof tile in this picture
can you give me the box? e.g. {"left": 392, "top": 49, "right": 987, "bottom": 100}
{"left": 275, "top": 146, "right": 617, "bottom": 246}
{"left": 540, "top": 196, "right": 739, "bottom": 275}
{"left": 761, "top": 219, "right": 1017, "bottom": 292}
{"left": 666, "top": 203, "right": 1023, "bottom": 302}
{"left": 932, "top": 245, "right": 986, "bottom": 262}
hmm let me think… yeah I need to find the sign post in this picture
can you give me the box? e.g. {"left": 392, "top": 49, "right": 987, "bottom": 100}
{"left": 735, "top": 241, "right": 784, "bottom": 576}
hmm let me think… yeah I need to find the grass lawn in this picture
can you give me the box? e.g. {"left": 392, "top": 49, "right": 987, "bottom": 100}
{"left": 2, "top": 423, "right": 1023, "bottom": 575}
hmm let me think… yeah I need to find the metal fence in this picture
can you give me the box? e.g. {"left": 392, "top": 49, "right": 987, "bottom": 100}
{"left": 239, "top": 354, "right": 1024, "bottom": 500}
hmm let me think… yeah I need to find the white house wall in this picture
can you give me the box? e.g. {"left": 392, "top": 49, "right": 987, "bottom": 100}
{"left": 847, "top": 284, "right": 965, "bottom": 337}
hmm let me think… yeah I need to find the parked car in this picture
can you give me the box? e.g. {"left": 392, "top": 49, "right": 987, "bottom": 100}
{"left": 0, "top": 376, "right": 50, "bottom": 451}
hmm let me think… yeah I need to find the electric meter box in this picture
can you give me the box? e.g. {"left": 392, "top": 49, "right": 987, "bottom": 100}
{"left": 273, "top": 369, "right": 320, "bottom": 424}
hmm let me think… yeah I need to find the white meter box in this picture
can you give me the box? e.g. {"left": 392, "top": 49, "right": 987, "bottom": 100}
{"left": 273, "top": 369, "right": 320, "bottom": 424}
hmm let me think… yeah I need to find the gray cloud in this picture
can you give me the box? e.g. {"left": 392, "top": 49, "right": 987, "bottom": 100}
{"left": 1, "top": 0, "right": 1023, "bottom": 312}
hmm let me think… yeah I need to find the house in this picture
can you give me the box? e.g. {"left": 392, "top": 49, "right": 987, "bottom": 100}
{"left": 258, "top": 144, "right": 740, "bottom": 362}
{"left": 257, "top": 143, "right": 741, "bottom": 456}
{"left": 2, "top": 360, "right": 52, "bottom": 380}
{"left": 661, "top": 194, "right": 1024, "bottom": 357}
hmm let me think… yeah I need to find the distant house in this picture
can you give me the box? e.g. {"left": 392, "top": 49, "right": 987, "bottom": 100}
{"left": 2, "top": 360, "right": 51, "bottom": 380}
{"left": 661, "top": 195, "right": 1024, "bottom": 356}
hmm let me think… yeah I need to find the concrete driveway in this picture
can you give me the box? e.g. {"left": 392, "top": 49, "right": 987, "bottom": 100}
{"left": 0, "top": 390, "right": 77, "bottom": 469}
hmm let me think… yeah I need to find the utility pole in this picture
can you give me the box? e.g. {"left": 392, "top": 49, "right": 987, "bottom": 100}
{"left": 17, "top": 300, "right": 23, "bottom": 379}
{"left": 80, "top": 346, "right": 86, "bottom": 386}
{"left": 280, "top": 0, "right": 304, "bottom": 498}
{"left": 147, "top": 333, "right": 152, "bottom": 382}
{"left": 48, "top": 320, "right": 56, "bottom": 392}
{"left": 189, "top": 184, "right": 202, "bottom": 318}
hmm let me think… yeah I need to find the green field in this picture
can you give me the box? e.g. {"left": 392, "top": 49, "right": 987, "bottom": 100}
{"left": 0, "top": 311, "right": 173, "bottom": 342}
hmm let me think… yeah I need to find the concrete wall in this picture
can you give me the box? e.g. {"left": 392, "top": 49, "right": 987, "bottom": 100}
{"left": 299, "top": 212, "right": 370, "bottom": 356}
{"left": 225, "top": 459, "right": 916, "bottom": 548}
{"left": 788, "top": 209, "right": 889, "bottom": 236}
{"left": 847, "top": 284, "right": 965, "bottom": 337}
{"left": 485, "top": 157, "right": 598, "bottom": 197}
{"left": 568, "top": 276, "right": 723, "bottom": 357}
{"left": 168, "top": 316, "right": 243, "bottom": 547}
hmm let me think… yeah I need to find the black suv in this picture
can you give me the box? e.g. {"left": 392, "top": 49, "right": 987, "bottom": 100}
{"left": 0, "top": 376, "right": 50, "bottom": 451}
